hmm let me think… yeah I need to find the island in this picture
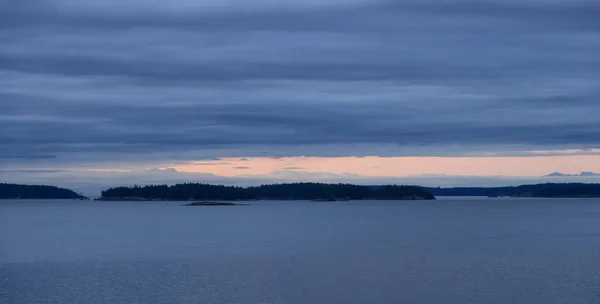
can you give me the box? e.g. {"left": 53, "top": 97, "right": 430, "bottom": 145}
{"left": 0, "top": 183, "right": 88, "bottom": 200}
{"left": 187, "top": 201, "right": 237, "bottom": 206}
{"left": 97, "top": 182, "right": 436, "bottom": 201}
{"left": 422, "top": 183, "right": 600, "bottom": 198}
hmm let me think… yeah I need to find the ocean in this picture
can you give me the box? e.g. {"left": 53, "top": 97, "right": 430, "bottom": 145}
{"left": 1, "top": 198, "right": 599, "bottom": 303}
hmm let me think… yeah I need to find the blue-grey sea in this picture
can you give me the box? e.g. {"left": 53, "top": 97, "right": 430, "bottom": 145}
{"left": 1, "top": 198, "right": 600, "bottom": 303}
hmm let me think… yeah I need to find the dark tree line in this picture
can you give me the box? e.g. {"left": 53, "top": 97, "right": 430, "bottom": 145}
{"left": 423, "top": 183, "right": 600, "bottom": 197}
{"left": 102, "top": 184, "right": 251, "bottom": 200}
{"left": 101, "top": 182, "right": 435, "bottom": 200}
{"left": 0, "top": 183, "right": 87, "bottom": 199}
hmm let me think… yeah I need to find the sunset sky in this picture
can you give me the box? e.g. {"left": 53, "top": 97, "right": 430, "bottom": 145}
{"left": 171, "top": 154, "right": 600, "bottom": 177}
{"left": 2, "top": 0, "right": 599, "bottom": 195}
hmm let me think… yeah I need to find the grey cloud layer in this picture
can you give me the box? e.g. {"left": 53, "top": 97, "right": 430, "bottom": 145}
{"left": 1, "top": 0, "right": 599, "bottom": 168}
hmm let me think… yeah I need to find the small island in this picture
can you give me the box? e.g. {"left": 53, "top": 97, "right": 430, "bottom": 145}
{"left": 97, "top": 182, "right": 436, "bottom": 201}
{"left": 0, "top": 183, "right": 88, "bottom": 200}
{"left": 187, "top": 201, "right": 236, "bottom": 206}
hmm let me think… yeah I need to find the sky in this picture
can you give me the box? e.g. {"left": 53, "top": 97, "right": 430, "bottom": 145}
{"left": 1, "top": 0, "right": 600, "bottom": 195}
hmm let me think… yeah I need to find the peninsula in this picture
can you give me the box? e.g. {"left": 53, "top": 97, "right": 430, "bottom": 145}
{"left": 0, "top": 183, "right": 88, "bottom": 200}
{"left": 423, "top": 183, "right": 600, "bottom": 198}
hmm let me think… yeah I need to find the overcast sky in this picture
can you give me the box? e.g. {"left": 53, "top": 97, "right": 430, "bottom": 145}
{"left": 1, "top": 0, "right": 599, "bottom": 194}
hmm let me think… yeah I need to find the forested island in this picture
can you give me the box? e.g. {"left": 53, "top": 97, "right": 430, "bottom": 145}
{"left": 0, "top": 183, "right": 88, "bottom": 200}
{"left": 99, "top": 182, "right": 435, "bottom": 201}
{"left": 424, "top": 183, "right": 600, "bottom": 198}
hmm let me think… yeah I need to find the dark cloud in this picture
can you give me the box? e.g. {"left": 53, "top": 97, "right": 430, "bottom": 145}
{"left": 0, "top": 169, "right": 68, "bottom": 174}
{"left": 0, "top": 154, "right": 57, "bottom": 159}
{"left": 1, "top": 0, "right": 599, "bottom": 171}
{"left": 2, "top": 0, "right": 599, "bottom": 33}
{"left": 233, "top": 166, "right": 250, "bottom": 170}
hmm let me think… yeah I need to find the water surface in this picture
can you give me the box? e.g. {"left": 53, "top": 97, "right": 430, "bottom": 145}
{"left": 1, "top": 198, "right": 600, "bottom": 303}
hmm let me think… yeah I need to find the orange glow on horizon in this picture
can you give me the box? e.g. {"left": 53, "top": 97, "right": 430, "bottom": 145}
{"left": 168, "top": 155, "right": 600, "bottom": 177}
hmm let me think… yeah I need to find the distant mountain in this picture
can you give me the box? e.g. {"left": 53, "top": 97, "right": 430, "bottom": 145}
{"left": 424, "top": 183, "right": 600, "bottom": 198}
{"left": 546, "top": 172, "right": 571, "bottom": 177}
{"left": 0, "top": 183, "right": 88, "bottom": 200}
{"left": 544, "top": 172, "right": 600, "bottom": 177}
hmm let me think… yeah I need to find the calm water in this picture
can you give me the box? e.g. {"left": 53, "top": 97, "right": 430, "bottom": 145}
{"left": 1, "top": 198, "right": 600, "bottom": 303}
